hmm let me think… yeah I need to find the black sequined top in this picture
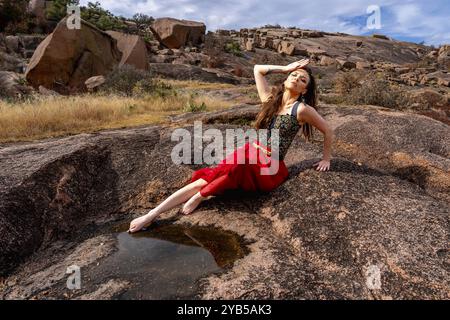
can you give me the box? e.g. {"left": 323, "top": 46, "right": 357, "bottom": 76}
{"left": 263, "top": 100, "right": 302, "bottom": 160}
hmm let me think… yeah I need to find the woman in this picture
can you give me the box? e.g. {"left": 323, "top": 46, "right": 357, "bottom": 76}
{"left": 128, "top": 58, "right": 334, "bottom": 233}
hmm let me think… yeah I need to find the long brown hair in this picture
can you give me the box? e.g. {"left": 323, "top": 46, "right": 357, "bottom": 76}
{"left": 254, "top": 66, "right": 317, "bottom": 142}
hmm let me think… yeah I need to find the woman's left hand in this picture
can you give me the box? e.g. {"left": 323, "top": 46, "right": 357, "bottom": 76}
{"left": 313, "top": 159, "right": 330, "bottom": 171}
{"left": 284, "top": 58, "right": 310, "bottom": 73}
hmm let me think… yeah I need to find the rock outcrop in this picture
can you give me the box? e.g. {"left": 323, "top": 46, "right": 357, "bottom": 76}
{"left": 202, "top": 26, "right": 450, "bottom": 107}
{"left": 438, "top": 45, "right": 450, "bottom": 69}
{"left": 27, "top": 0, "right": 50, "bottom": 23}
{"left": 227, "top": 27, "right": 428, "bottom": 65}
{"left": 106, "top": 31, "right": 149, "bottom": 71}
{"left": 3, "top": 34, "right": 47, "bottom": 59}
{"left": 0, "top": 104, "right": 448, "bottom": 299}
{"left": 26, "top": 1, "right": 58, "bottom": 33}
{"left": 84, "top": 75, "right": 106, "bottom": 92}
{"left": 0, "top": 71, "right": 33, "bottom": 98}
{"left": 421, "top": 71, "right": 450, "bottom": 87}
{"left": 148, "top": 62, "right": 250, "bottom": 84}
{"left": 150, "top": 17, "right": 206, "bottom": 49}
{"left": 25, "top": 17, "right": 122, "bottom": 92}
{"left": 0, "top": 51, "right": 26, "bottom": 73}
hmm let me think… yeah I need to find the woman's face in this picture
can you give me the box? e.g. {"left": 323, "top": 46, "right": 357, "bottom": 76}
{"left": 284, "top": 69, "right": 310, "bottom": 94}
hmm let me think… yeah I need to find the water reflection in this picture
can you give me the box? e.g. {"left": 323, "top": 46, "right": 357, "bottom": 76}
{"left": 86, "top": 220, "right": 248, "bottom": 299}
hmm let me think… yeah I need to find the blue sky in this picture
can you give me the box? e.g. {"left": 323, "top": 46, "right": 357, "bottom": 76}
{"left": 79, "top": 0, "right": 450, "bottom": 46}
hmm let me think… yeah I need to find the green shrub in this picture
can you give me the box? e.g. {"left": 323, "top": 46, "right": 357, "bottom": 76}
{"left": 131, "top": 78, "right": 155, "bottom": 97}
{"left": 332, "top": 71, "right": 408, "bottom": 109}
{"left": 142, "top": 34, "right": 154, "bottom": 44}
{"left": 101, "top": 65, "right": 154, "bottom": 96}
{"left": 149, "top": 80, "right": 178, "bottom": 98}
{"left": 131, "top": 13, "right": 154, "bottom": 26}
{"left": 80, "top": 1, "right": 127, "bottom": 31}
{"left": 184, "top": 101, "right": 207, "bottom": 113}
{"left": 333, "top": 71, "right": 362, "bottom": 95}
{"left": 224, "top": 41, "right": 243, "bottom": 57}
{"left": 0, "top": 0, "right": 37, "bottom": 33}
{"left": 248, "top": 92, "right": 259, "bottom": 100}
{"left": 44, "top": 1, "right": 127, "bottom": 31}
{"left": 131, "top": 13, "right": 155, "bottom": 39}
{"left": 262, "top": 23, "right": 282, "bottom": 28}
{"left": 348, "top": 79, "right": 408, "bottom": 109}
{"left": 183, "top": 93, "right": 207, "bottom": 112}
{"left": 101, "top": 66, "right": 181, "bottom": 98}
{"left": 46, "top": 0, "right": 79, "bottom": 21}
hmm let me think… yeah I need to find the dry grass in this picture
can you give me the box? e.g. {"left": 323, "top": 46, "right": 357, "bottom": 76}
{"left": 0, "top": 81, "right": 236, "bottom": 143}
{"left": 330, "top": 71, "right": 409, "bottom": 109}
{"left": 160, "top": 78, "right": 236, "bottom": 90}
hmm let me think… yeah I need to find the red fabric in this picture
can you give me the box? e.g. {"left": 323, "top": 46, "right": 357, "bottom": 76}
{"left": 190, "top": 139, "right": 289, "bottom": 197}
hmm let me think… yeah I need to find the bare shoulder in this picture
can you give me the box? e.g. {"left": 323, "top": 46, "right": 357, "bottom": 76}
{"left": 296, "top": 102, "right": 313, "bottom": 125}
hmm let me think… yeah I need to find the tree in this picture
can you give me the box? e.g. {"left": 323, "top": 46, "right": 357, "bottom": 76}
{"left": 80, "top": 2, "right": 126, "bottom": 31}
{"left": 45, "top": 0, "right": 80, "bottom": 21}
{"left": 0, "top": 0, "right": 30, "bottom": 32}
{"left": 132, "top": 13, "right": 154, "bottom": 27}
{"left": 131, "top": 13, "right": 155, "bottom": 39}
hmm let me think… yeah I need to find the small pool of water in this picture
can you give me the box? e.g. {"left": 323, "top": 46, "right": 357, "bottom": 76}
{"left": 84, "top": 220, "right": 248, "bottom": 299}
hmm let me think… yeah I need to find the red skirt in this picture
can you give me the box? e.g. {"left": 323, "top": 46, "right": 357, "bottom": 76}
{"left": 190, "top": 139, "right": 289, "bottom": 197}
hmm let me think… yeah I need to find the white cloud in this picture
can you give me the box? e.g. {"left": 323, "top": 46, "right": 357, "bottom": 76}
{"left": 79, "top": 0, "right": 450, "bottom": 46}
{"left": 387, "top": 2, "right": 450, "bottom": 45}
{"left": 393, "top": 4, "right": 421, "bottom": 25}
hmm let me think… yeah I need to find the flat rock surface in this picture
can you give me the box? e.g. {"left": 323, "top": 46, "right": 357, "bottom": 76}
{"left": 0, "top": 104, "right": 448, "bottom": 299}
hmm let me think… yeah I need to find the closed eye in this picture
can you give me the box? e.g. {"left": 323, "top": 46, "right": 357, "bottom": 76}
{"left": 291, "top": 73, "right": 307, "bottom": 81}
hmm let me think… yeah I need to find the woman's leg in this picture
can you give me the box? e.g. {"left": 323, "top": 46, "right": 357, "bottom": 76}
{"left": 181, "top": 191, "right": 207, "bottom": 215}
{"left": 181, "top": 173, "right": 239, "bottom": 215}
{"left": 128, "top": 178, "right": 208, "bottom": 233}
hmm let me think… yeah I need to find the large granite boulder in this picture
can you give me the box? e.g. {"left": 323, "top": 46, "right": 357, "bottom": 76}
{"left": 437, "top": 45, "right": 450, "bottom": 69}
{"left": 0, "top": 104, "right": 448, "bottom": 299}
{"left": 106, "top": 31, "right": 149, "bottom": 71}
{"left": 150, "top": 17, "right": 206, "bottom": 49}
{"left": 25, "top": 17, "right": 122, "bottom": 92}
{"left": 421, "top": 71, "right": 450, "bottom": 87}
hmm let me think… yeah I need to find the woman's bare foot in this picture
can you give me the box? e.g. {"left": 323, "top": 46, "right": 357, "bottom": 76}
{"left": 181, "top": 192, "right": 206, "bottom": 215}
{"left": 128, "top": 210, "right": 157, "bottom": 233}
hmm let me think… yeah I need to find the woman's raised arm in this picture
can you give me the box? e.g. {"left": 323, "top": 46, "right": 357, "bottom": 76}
{"left": 253, "top": 59, "right": 310, "bottom": 104}
{"left": 253, "top": 65, "right": 285, "bottom": 103}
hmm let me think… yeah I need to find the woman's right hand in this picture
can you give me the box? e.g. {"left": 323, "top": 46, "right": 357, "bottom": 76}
{"left": 283, "top": 58, "right": 310, "bottom": 73}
